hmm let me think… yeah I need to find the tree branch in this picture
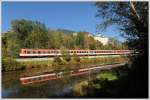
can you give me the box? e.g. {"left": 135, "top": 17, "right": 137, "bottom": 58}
{"left": 130, "top": 2, "right": 140, "bottom": 21}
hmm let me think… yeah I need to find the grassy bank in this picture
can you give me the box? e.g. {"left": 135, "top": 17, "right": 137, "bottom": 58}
{"left": 2, "top": 56, "right": 129, "bottom": 72}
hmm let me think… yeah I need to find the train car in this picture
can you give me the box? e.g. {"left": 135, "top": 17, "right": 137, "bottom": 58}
{"left": 19, "top": 48, "right": 134, "bottom": 57}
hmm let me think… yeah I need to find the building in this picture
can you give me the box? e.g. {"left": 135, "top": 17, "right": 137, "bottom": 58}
{"left": 94, "top": 34, "right": 109, "bottom": 45}
{"left": 73, "top": 32, "right": 109, "bottom": 45}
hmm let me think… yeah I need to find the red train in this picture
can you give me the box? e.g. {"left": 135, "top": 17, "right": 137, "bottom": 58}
{"left": 19, "top": 48, "right": 134, "bottom": 57}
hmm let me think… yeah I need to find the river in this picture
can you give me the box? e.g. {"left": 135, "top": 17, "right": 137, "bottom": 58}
{"left": 2, "top": 67, "right": 103, "bottom": 98}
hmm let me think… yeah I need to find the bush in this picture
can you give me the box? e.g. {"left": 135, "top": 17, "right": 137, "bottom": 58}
{"left": 64, "top": 54, "right": 71, "bottom": 62}
{"left": 53, "top": 56, "right": 62, "bottom": 65}
{"left": 61, "top": 48, "right": 71, "bottom": 62}
{"left": 2, "top": 57, "right": 25, "bottom": 71}
{"left": 72, "top": 53, "right": 80, "bottom": 63}
{"left": 73, "top": 81, "right": 89, "bottom": 97}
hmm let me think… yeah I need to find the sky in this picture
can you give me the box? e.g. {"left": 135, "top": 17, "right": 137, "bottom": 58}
{"left": 2, "top": 2, "right": 125, "bottom": 41}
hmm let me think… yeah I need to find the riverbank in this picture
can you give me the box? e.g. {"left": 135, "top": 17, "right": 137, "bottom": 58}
{"left": 2, "top": 56, "right": 129, "bottom": 72}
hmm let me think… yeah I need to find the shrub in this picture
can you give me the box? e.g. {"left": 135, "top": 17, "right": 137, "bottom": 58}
{"left": 73, "top": 81, "right": 89, "bottom": 96}
{"left": 61, "top": 48, "right": 71, "bottom": 62}
{"left": 2, "top": 57, "right": 24, "bottom": 71}
{"left": 64, "top": 54, "right": 71, "bottom": 62}
{"left": 53, "top": 56, "right": 62, "bottom": 65}
{"left": 72, "top": 53, "right": 80, "bottom": 63}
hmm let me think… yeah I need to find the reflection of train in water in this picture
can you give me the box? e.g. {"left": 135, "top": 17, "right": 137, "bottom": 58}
{"left": 20, "top": 63, "right": 125, "bottom": 85}
{"left": 20, "top": 68, "right": 92, "bottom": 85}
{"left": 19, "top": 48, "right": 134, "bottom": 57}
{"left": 20, "top": 65, "right": 102, "bottom": 85}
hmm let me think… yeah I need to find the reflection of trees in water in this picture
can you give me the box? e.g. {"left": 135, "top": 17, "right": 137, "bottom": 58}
{"left": 2, "top": 71, "right": 22, "bottom": 89}
{"left": 2, "top": 70, "right": 100, "bottom": 98}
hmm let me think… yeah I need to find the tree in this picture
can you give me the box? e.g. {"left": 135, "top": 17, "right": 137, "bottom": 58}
{"left": 107, "top": 38, "right": 123, "bottom": 50}
{"left": 11, "top": 19, "right": 33, "bottom": 46}
{"left": 76, "top": 32, "right": 86, "bottom": 49}
{"left": 87, "top": 36, "right": 96, "bottom": 50}
{"left": 95, "top": 2, "right": 148, "bottom": 52}
{"left": 61, "top": 48, "right": 71, "bottom": 62}
{"left": 95, "top": 2, "right": 148, "bottom": 97}
{"left": 2, "top": 32, "right": 21, "bottom": 57}
{"left": 25, "top": 27, "right": 48, "bottom": 48}
{"left": 48, "top": 30, "right": 64, "bottom": 49}
{"left": 12, "top": 19, "right": 49, "bottom": 48}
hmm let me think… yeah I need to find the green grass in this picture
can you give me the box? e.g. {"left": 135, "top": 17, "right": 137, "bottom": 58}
{"left": 97, "top": 71, "right": 118, "bottom": 81}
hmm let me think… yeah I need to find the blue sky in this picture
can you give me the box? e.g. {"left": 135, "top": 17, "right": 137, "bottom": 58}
{"left": 2, "top": 2, "right": 125, "bottom": 41}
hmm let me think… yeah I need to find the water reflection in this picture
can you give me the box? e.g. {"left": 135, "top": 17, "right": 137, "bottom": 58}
{"left": 2, "top": 67, "right": 100, "bottom": 98}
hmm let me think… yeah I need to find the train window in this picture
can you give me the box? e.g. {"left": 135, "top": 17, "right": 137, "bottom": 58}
{"left": 27, "top": 51, "right": 30, "bottom": 54}
{"left": 33, "top": 51, "right": 36, "bottom": 54}
{"left": 38, "top": 51, "right": 41, "bottom": 54}
{"left": 24, "top": 51, "right": 27, "bottom": 54}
